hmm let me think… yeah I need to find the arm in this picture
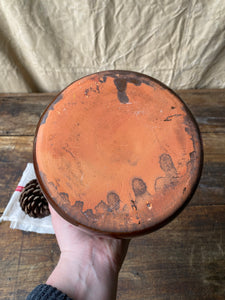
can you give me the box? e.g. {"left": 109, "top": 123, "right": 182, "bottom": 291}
{"left": 46, "top": 206, "right": 130, "bottom": 300}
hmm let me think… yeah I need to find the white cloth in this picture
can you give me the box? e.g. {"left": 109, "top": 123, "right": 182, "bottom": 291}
{"left": 0, "top": 0, "right": 224, "bottom": 93}
{"left": 0, "top": 163, "right": 54, "bottom": 234}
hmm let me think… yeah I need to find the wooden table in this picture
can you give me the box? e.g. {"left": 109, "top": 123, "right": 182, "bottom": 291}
{"left": 0, "top": 90, "right": 224, "bottom": 299}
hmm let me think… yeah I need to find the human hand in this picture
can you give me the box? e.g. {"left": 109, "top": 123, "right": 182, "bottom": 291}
{"left": 47, "top": 205, "right": 130, "bottom": 300}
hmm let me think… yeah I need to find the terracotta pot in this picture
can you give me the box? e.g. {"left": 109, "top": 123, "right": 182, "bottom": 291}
{"left": 33, "top": 71, "right": 203, "bottom": 238}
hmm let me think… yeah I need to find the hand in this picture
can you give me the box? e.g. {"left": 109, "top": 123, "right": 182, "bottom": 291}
{"left": 47, "top": 205, "right": 130, "bottom": 300}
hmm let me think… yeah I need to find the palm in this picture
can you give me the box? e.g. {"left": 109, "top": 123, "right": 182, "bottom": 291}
{"left": 50, "top": 206, "right": 129, "bottom": 272}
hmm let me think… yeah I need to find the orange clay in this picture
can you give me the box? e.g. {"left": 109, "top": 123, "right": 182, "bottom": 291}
{"left": 34, "top": 71, "right": 203, "bottom": 237}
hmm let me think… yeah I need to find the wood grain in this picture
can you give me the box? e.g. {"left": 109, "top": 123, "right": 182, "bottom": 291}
{"left": 0, "top": 93, "right": 55, "bottom": 136}
{"left": 0, "top": 90, "right": 224, "bottom": 299}
{"left": 0, "top": 222, "right": 59, "bottom": 299}
{"left": 118, "top": 205, "right": 225, "bottom": 300}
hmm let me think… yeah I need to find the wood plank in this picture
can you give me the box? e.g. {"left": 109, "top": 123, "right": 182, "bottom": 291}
{"left": 178, "top": 89, "right": 225, "bottom": 134}
{"left": 0, "top": 137, "right": 33, "bottom": 213}
{"left": 191, "top": 161, "right": 225, "bottom": 206}
{"left": 0, "top": 205, "right": 224, "bottom": 299}
{"left": 118, "top": 204, "right": 225, "bottom": 300}
{"left": 0, "top": 94, "right": 54, "bottom": 136}
{"left": 0, "top": 222, "right": 59, "bottom": 300}
{"left": 202, "top": 132, "right": 225, "bottom": 162}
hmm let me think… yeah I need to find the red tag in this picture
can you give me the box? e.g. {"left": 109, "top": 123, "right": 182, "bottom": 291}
{"left": 16, "top": 186, "right": 24, "bottom": 192}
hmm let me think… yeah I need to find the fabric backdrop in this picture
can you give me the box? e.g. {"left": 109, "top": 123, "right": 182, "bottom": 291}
{"left": 0, "top": 0, "right": 224, "bottom": 93}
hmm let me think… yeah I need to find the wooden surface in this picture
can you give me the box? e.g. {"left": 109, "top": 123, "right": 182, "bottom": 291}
{"left": 0, "top": 90, "right": 224, "bottom": 299}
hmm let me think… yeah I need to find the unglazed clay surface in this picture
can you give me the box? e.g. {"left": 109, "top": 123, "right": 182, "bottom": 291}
{"left": 34, "top": 71, "right": 203, "bottom": 236}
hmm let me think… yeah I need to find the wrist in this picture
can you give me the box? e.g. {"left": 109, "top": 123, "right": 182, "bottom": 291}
{"left": 47, "top": 251, "right": 118, "bottom": 300}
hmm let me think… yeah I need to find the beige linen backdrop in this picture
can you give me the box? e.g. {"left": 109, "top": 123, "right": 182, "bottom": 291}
{"left": 0, "top": 0, "right": 224, "bottom": 93}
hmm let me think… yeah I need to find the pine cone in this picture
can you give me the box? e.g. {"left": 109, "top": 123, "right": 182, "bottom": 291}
{"left": 19, "top": 179, "right": 50, "bottom": 218}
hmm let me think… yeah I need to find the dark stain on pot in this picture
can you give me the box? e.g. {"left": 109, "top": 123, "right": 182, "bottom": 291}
{"left": 99, "top": 76, "right": 107, "bottom": 83}
{"left": 103, "top": 70, "right": 157, "bottom": 90}
{"left": 189, "top": 151, "right": 196, "bottom": 161}
{"left": 85, "top": 86, "right": 100, "bottom": 96}
{"left": 127, "top": 77, "right": 142, "bottom": 86}
{"left": 95, "top": 200, "right": 111, "bottom": 213}
{"left": 59, "top": 192, "right": 70, "bottom": 204}
{"left": 113, "top": 75, "right": 143, "bottom": 104}
{"left": 107, "top": 192, "right": 120, "bottom": 210}
{"left": 73, "top": 200, "right": 84, "bottom": 210}
{"left": 132, "top": 178, "right": 147, "bottom": 196}
{"left": 114, "top": 78, "right": 129, "bottom": 104}
{"left": 164, "top": 114, "right": 182, "bottom": 122}
{"left": 41, "top": 94, "right": 63, "bottom": 125}
{"left": 83, "top": 209, "right": 96, "bottom": 220}
{"left": 131, "top": 199, "right": 137, "bottom": 210}
{"left": 159, "top": 153, "right": 176, "bottom": 173}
